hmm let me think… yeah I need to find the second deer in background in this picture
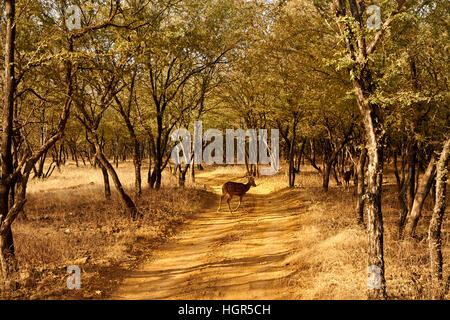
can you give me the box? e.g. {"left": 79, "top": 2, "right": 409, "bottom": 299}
{"left": 342, "top": 165, "right": 354, "bottom": 191}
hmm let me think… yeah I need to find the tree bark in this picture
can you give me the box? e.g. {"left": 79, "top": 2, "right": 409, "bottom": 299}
{"left": 353, "top": 80, "right": 387, "bottom": 299}
{"left": 406, "top": 144, "right": 417, "bottom": 212}
{"left": 0, "top": 0, "right": 17, "bottom": 279}
{"left": 93, "top": 137, "right": 139, "bottom": 219}
{"left": 115, "top": 76, "right": 142, "bottom": 197}
{"left": 331, "top": 0, "right": 407, "bottom": 299}
{"left": 428, "top": 138, "right": 450, "bottom": 299}
{"left": 355, "top": 147, "right": 367, "bottom": 225}
{"left": 405, "top": 155, "right": 436, "bottom": 238}
{"left": 100, "top": 162, "right": 111, "bottom": 200}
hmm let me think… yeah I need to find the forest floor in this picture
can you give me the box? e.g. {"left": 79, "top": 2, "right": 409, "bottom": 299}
{"left": 1, "top": 162, "right": 448, "bottom": 299}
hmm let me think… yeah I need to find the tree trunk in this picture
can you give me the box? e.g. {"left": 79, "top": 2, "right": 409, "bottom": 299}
{"left": 406, "top": 144, "right": 417, "bottom": 212}
{"left": 132, "top": 140, "right": 142, "bottom": 197}
{"left": 93, "top": 138, "right": 139, "bottom": 219}
{"left": 322, "top": 161, "right": 332, "bottom": 191}
{"left": 289, "top": 148, "right": 296, "bottom": 188}
{"left": 100, "top": 162, "right": 111, "bottom": 200}
{"left": 352, "top": 80, "right": 387, "bottom": 299}
{"left": 394, "top": 148, "right": 410, "bottom": 236}
{"left": 150, "top": 162, "right": 162, "bottom": 190}
{"left": 331, "top": 0, "right": 407, "bottom": 299}
{"left": 147, "top": 139, "right": 153, "bottom": 184}
{"left": 332, "top": 163, "right": 341, "bottom": 186}
{"left": 355, "top": 147, "right": 367, "bottom": 225}
{"left": 0, "top": 186, "right": 15, "bottom": 280}
{"left": 428, "top": 138, "right": 450, "bottom": 300}
{"left": 365, "top": 138, "right": 386, "bottom": 299}
{"left": 190, "top": 159, "right": 195, "bottom": 183}
{"left": 405, "top": 155, "right": 436, "bottom": 238}
{"left": 178, "top": 164, "right": 190, "bottom": 187}
{"left": 0, "top": 0, "right": 17, "bottom": 280}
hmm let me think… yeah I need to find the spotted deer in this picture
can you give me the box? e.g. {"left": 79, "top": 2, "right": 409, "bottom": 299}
{"left": 217, "top": 176, "right": 256, "bottom": 213}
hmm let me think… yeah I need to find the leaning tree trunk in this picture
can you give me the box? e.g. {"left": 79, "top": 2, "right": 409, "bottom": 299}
{"left": 99, "top": 162, "right": 111, "bottom": 200}
{"left": 405, "top": 155, "right": 436, "bottom": 238}
{"left": 93, "top": 138, "right": 139, "bottom": 219}
{"left": 428, "top": 138, "right": 450, "bottom": 300}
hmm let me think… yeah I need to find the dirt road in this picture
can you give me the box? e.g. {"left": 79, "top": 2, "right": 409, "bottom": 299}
{"left": 111, "top": 172, "right": 337, "bottom": 299}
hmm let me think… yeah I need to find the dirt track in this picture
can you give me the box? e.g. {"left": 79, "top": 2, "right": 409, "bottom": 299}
{"left": 111, "top": 172, "right": 316, "bottom": 299}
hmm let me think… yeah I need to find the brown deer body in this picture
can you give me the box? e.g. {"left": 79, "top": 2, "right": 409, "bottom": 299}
{"left": 342, "top": 167, "right": 354, "bottom": 190}
{"left": 217, "top": 177, "right": 256, "bottom": 213}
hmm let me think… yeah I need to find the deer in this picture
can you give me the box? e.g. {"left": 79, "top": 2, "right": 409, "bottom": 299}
{"left": 342, "top": 165, "right": 354, "bottom": 191}
{"left": 217, "top": 176, "right": 257, "bottom": 214}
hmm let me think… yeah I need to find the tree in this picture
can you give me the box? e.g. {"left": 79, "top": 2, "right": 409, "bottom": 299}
{"left": 329, "top": 0, "right": 409, "bottom": 298}
{"left": 428, "top": 137, "right": 450, "bottom": 299}
{"left": 0, "top": 0, "right": 122, "bottom": 280}
{"left": 74, "top": 55, "right": 140, "bottom": 218}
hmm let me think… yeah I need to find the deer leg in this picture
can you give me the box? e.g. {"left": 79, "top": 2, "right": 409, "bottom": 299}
{"left": 217, "top": 194, "right": 225, "bottom": 212}
{"left": 234, "top": 196, "right": 243, "bottom": 212}
{"left": 227, "top": 195, "right": 233, "bottom": 214}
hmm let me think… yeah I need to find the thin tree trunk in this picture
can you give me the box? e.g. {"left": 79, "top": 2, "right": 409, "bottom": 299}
{"left": 322, "top": 161, "right": 332, "bottom": 191}
{"left": 100, "top": 162, "right": 111, "bottom": 200}
{"left": 394, "top": 148, "right": 410, "bottom": 237}
{"left": 406, "top": 144, "right": 417, "bottom": 212}
{"left": 405, "top": 155, "right": 436, "bottom": 238}
{"left": 428, "top": 138, "right": 450, "bottom": 299}
{"left": 190, "top": 158, "right": 195, "bottom": 183}
{"left": 0, "top": 0, "right": 17, "bottom": 280}
{"left": 93, "top": 137, "right": 139, "bottom": 219}
{"left": 332, "top": 163, "right": 341, "bottom": 186}
{"left": 355, "top": 147, "right": 367, "bottom": 225}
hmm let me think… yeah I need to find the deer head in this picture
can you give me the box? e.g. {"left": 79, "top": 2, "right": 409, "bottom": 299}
{"left": 247, "top": 176, "right": 256, "bottom": 187}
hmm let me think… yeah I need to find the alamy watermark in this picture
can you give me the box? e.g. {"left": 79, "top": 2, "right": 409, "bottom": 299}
{"left": 67, "top": 265, "right": 81, "bottom": 290}
{"left": 65, "top": 5, "right": 82, "bottom": 31}
{"left": 366, "top": 5, "right": 382, "bottom": 30}
{"left": 367, "top": 265, "right": 382, "bottom": 290}
{"left": 171, "top": 121, "right": 279, "bottom": 176}
{"left": 64, "top": 3, "right": 383, "bottom": 31}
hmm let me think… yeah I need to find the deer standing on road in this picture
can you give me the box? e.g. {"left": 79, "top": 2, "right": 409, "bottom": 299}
{"left": 217, "top": 176, "right": 256, "bottom": 213}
